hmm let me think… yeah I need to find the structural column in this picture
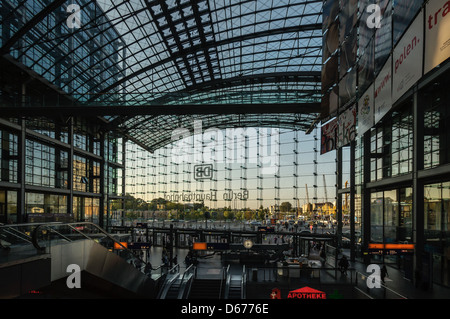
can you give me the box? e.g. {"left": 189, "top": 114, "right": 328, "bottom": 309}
{"left": 122, "top": 138, "right": 127, "bottom": 227}
{"left": 349, "top": 140, "right": 356, "bottom": 262}
{"left": 68, "top": 118, "right": 74, "bottom": 219}
{"left": 412, "top": 89, "right": 425, "bottom": 288}
{"left": 336, "top": 147, "right": 343, "bottom": 248}
{"left": 99, "top": 132, "right": 105, "bottom": 228}
{"left": 362, "top": 131, "right": 371, "bottom": 264}
{"left": 17, "top": 118, "right": 26, "bottom": 223}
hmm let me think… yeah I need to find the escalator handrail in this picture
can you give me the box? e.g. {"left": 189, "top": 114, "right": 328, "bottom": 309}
{"left": 241, "top": 265, "right": 246, "bottom": 299}
{"left": 157, "top": 263, "right": 181, "bottom": 299}
{"left": 177, "top": 264, "right": 196, "bottom": 299}
{"left": 31, "top": 222, "right": 148, "bottom": 272}
{"left": 223, "top": 264, "right": 231, "bottom": 299}
{"left": 0, "top": 222, "right": 64, "bottom": 246}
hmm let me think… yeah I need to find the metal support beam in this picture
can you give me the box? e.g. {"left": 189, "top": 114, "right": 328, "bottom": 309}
{"left": 0, "top": 103, "right": 321, "bottom": 117}
{"left": 0, "top": 0, "right": 67, "bottom": 55}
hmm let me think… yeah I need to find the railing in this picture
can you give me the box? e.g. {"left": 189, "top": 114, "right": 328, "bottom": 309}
{"left": 0, "top": 222, "right": 159, "bottom": 278}
{"left": 32, "top": 222, "right": 149, "bottom": 268}
{"left": 244, "top": 264, "right": 357, "bottom": 286}
{"left": 222, "top": 264, "right": 231, "bottom": 299}
{"left": 353, "top": 270, "right": 408, "bottom": 299}
{"left": 157, "top": 263, "right": 181, "bottom": 299}
{"left": 241, "top": 265, "right": 247, "bottom": 299}
{"left": 177, "top": 264, "right": 196, "bottom": 299}
{"left": 0, "top": 222, "right": 63, "bottom": 249}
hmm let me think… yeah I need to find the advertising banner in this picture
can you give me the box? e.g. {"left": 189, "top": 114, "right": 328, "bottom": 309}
{"left": 374, "top": 56, "right": 392, "bottom": 124}
{"left": 337, "top": 104, "right": 357, "bottom": 149}
{"left": 392, "top": 10, "right": 424, "bottom": 103}
{"left": 358, "top": 83, "right": 374, "bottom": 136}
{"left": 424, "top": 0, "right": 450, "bottom": 74}
{"left": 320, "top": 118, "right": 338, "bottom": 155}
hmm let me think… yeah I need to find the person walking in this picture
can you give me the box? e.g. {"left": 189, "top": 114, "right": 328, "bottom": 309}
{"left": 338, "top": 255, "right": 349, "bottom": 275}
{"left": 381, "top": 265, "right": 388, "bottom": 283}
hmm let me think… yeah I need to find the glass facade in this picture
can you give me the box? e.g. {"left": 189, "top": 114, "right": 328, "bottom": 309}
{"left": 0, "top": 118, "right": 122, "bottom": 225}
{"left": 369, "top": 100, "right": 413, "bottom": 182}
{"left": 424, "top": 182, "right": 450, "bottom": 287}
{"left": 0, "top": 0, "right": 449, "bottom": 295}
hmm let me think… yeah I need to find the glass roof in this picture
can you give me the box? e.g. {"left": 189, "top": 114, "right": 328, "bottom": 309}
{"left": 1, "top": 0, "right": 324, "bottom": 151}
{"left": 95, "top": 0, "right": 323, "bottom": 106}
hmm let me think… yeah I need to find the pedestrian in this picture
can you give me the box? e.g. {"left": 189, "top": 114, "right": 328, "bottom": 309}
{"left": 338, "top": 255, "right": 349, "bottom": 275}
{"left": 144, "top": 262, "right": 153, "bottom": 275}
{"left": 381, "top": 265, "right": 388, "bottom": 283}
{"left": 320, "top": 248, "right": 326, "bottom": 264}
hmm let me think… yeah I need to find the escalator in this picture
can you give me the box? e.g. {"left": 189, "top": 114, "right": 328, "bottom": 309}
{"left": 189, "top": 278, "right": 223, "bottom": 299}
{"left": 0, "top": 222, "right": 164, "bottom": 299}
{"left": 158, "top": 264, "right": 196, "bottom": 299}
{"left": 224, "top": 265, "right": 247, "bottom": 299}
{"left": 185, "top": 265, "right": 247, "bottom": 299}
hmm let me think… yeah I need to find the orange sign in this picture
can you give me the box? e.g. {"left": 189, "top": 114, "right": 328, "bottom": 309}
{"left": 192, "top": 242, "right": 207, "bottom": 250}
{"left": 114, "top": 242, "right": 128, "bottom": 250}
{"left": 368, "top": 243, "right": 414, "bottom": 250}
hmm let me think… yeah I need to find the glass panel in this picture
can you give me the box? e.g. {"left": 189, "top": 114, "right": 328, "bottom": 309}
{"left": 425, "top": 183, "right": 442, "bottom": 236}
{"left": 384, "top": 190, "right": 398, "bottom": 243}
{"left": 371, "top": 191, "right": 383, "bottom": 242}
{"left": 399, "top": 187, "right": 413, "bottom": 242}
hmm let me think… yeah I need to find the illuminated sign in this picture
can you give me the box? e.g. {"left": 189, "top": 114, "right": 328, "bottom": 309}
{"left": 128, "top": 242, "right": 151, "bottom": 250}
{"left": 193, "top": 242, "right": 207, "bottom": 250}
{"left": 287, "top": 287, "right": 327, "bottom": 299}
{"left": 192, "top": 242, "right": 229, "bottom": 251}
{"left": 258, "top": 226, "right": 275, "bottom": 233}
{"left": 367, "top": 243, "right": 414, "bottom": 255}
{"left": 114, "top": 242, "right": 128, "bottom": 250}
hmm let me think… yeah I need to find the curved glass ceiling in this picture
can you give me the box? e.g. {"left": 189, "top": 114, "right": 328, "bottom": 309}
{"left": 1, "top": 0, "right": 324, "bottom": 151}
{"left": 1, "top": 0, "right": 323, "bottom": 106}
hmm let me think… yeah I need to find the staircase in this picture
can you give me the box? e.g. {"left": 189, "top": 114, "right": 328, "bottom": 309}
{"left": 188, "top": 279, "right": 223, "bottom": 299}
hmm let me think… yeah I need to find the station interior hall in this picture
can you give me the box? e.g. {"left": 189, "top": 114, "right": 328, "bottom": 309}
{"left": 1, "top": 0, "right": 450, "bottom": 300}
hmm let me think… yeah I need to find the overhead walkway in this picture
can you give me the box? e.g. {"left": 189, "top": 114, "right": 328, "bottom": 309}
{"left": 0, "top": 222, "right": 166, "bottom": 299}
